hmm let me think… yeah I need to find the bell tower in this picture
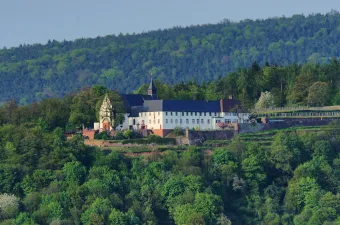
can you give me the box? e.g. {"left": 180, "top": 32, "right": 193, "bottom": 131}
{"left": 148, "top": 78, "right": 157, "bottom": 98}
{"left": 99, "top": 93, "right": 113, "bottom": 131}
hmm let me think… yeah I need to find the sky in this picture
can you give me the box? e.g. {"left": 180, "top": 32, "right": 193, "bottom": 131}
{"left": 0, "top": 0, "right": 339, "bottom": 48}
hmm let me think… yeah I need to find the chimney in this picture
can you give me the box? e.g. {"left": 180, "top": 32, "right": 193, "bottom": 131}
{"left": 228, "top": 95, "right": 233, "bottom": 99}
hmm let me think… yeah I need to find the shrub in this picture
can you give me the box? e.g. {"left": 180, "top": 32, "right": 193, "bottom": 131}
{"left": 123, "top": 130, "right": 133, "bottom": 139}
{"left": 172, "top": 126, "right": 185, "bottom": 136}
{"left": 94, "top": 131, "right": 109, "bottom": 140}
{"left": 115, "top": 131, "right": 124, "bottom": 140}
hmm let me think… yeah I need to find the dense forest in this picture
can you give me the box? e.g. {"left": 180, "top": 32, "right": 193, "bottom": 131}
{"left": 136, "top": 59, "right": 340, "bottom": 109}
{"left": 1, "top": 85, "right": 340, "bottom": 224}
{"left": 1, "top": 11, "right": 340, "bottom": 104}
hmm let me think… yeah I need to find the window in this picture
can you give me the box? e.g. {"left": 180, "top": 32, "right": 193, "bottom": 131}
{"left": 175, "top": 112, "right": 178, "bottom": 116}
{"left": 186, "top": 112, "right": 189, "bottom": 116}
{"left": 180, "top": 119, "right": 182, "bottom": 124}
{"left": 170, "top": 112, "right": 173, "bottom": 116}
{"left": 186, "top": 119, "right": 189, "bottom": 124}
{"left": 204, "top": 112, "right": 206, "bottom": 116}
{"left": 158, "top": 119, "right": 160, "bottom": 124}
{"left": 170, "top": 119, "right": 173, "bottom": 123}
{"left": 209, "top": 112, "right": 211, "bottom": 116}
{"left": 149, "top": 120, "right": 151, "bottom": 124}
{"left": 158, "top": 112, "right": 160, "bottom": 116}
{"left": 199, "top": 112, "right": 202, "bottom": 116}
{"left": 197, "top": 119, "right": 199, "bottom": 124}
{"left": 201, "top": 119, "right": 204, "bottom": 124}
{"left": 192, "top": 119, "right": 195, "bottom": 124}
{"left": 166, "top": 119, "right": 168, "bottom": 123}
{"left": 149, "top": 112, "right": 151, "bottom": 116}
{"left": 191, "top": 112, "right": 193, "bottom": 116}
{"left": 207, "top": 119, "right": 210, "bottom": 124}
{"left": 195, "top": 112, "right": 197, "bottom": 116}
{"left": 166, "top": 112, "right": 168, "bottom": 116}
{"left": 182, "top": 112, "right": 185, "bottom": 116}
{"left": 175, "top": 119, "right": 178, "bottom": 123}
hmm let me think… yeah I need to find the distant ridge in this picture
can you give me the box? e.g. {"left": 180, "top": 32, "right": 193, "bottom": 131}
{"left": 0, "top": 11, "right": 339, "bottom": 104}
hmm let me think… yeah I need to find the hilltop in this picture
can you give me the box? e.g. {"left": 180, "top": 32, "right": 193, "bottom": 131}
{"left": 0, "top": 11, "right": 340, "bottom": 104}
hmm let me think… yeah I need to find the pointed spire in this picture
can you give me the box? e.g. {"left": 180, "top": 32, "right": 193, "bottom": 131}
{"left": 147, "top": 76, "right": 157, "bottom": 98}
{"left": 148, "top": 77, "right": 156, "bottom": 90}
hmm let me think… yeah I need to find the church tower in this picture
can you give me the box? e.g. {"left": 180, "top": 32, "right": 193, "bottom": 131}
{"left": 99, "top": 93, "right": 113, "bottom": 131}
{"left": 148, "top": 78, "right": 157, "bottom": 98}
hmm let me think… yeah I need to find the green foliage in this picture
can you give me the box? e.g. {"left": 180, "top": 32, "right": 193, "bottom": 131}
{"left": 94, "top": 131, "right": 109, "bottom": 140}
{"left": 62, "top": 161, "right": 86, "bottom": 184}
{"left": 1, "top": 93, "right": 340, "bottom": 224}
{"left": 114, "top": 131, "right": 124, "bottom": 140}
{"left": 81, "top": 198, "right": 111, "bottom": 225}
{"left": 1, "top": 13, "right": 340, "bottom": 106}
{"left": 307, "top": 81, "right": 329, "bottom": 106}
{"left": 172, "top": 127, "right": 185, "bottom": 136}
{"left": 123, "top": 130, "right": 133, "bottom": 139}
{"left": 255, "top": 91, "right": 275, "bottom": 109}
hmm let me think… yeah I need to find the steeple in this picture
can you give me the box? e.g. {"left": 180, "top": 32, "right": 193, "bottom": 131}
{"left": 147, "top": 78, "right": 157, "bottom": 98}
{"left": 99, "top": 93, "right": 113, "bottom": 131}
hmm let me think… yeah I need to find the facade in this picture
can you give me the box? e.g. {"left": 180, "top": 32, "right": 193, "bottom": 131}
{"left": 94, "top": 79, "right": 250, "bottom": 136}
{"left": 94, "top": 94, "right": 113, "bottom": 131}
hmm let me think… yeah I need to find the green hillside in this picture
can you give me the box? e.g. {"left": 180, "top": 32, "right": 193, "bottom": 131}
{"left": 1, "top": 11, "right": 340, "bottom": 103}
{"left": 1, "top": 93, "right": 340, "bottom": 224}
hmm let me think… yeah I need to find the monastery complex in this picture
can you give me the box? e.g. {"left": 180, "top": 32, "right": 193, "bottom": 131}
{"left": 92, "top": 79, "right": 250, "bottom": 137}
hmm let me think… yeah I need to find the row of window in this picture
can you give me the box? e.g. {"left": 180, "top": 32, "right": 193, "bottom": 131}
{"left": 141, "top": 112, "right": 239, "bottom": 117}
{"left": 144, "top": 118, "right": 239, "bottom": 125}
{"left": 216, "top": 119, "right": 239, "bottom": 123}
{"left": 165, "top": 112, "right": 218, "bottom": 116}
{"left": 165, "top": 118, "right": 211, "bottom": 124}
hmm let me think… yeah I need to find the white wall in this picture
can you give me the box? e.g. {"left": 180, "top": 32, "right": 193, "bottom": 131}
{"left": 113, "top": 111, "right": 250, "bottom": 131}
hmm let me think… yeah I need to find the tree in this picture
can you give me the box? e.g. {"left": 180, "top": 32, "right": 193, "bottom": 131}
{"left": 108, "top": 209, "right": 127, "bottom": 225}
{"left": 62, "top": 161, "right": 86, "bottom": 184}
{"left": 81, "top": 198, "right": 112, "bottom": 225}
{"left": 289, "top": 71, "right": 316, "bottom": 104}
{"left": 255, "top": 91, "right": 275, "bottom": 109}
{"left": 307, "top": 81, "right": 329, "bottom": 106}
{"left": 0, "top": 193, "right": 19, "bottom": 220}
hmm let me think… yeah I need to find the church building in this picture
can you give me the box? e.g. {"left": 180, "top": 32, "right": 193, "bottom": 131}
{"left": 94, "top": 79, "right": 250, "bottom": 137}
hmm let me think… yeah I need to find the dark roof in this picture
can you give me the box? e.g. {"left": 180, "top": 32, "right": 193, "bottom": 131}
{"left": 148, "top": 78, "right": 156, "bottom": 90}
{"left": 120, "top": 94, "right": 157, "bottom": 113}
{"left": 142, "top": 99, "right": 240, "bottom": 112}
{"left": 220, "top": 99, "right": 242, "bottom": 112}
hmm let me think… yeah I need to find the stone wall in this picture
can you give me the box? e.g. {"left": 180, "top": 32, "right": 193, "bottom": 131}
{"left": 239, "top": 118, "right": 340, "bottom": 134}
{"left": 186, "top": 129, "right": 235, "bottom": 145}
{"left": 83, "top": 129, "right": 98, "bottom": 140}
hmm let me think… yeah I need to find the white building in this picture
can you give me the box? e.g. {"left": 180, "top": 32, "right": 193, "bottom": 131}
{"left": 127, "top": 99, "right": 249, "bottom": 136}
{"left": 94, "top": 79, "right": 250, "bottom": 136}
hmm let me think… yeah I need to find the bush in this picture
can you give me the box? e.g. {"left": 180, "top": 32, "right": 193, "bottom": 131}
{"left": 123, "top": 130, "right": 133, "bottom": 139}
{"left": 94, "top": 131, "right": 109, "bottom": 140}
{"left": 172, "top": 126, "right": 185, "bottom": 136}
{"left": 115, "top": 131, "right": 124, "bottom": 140}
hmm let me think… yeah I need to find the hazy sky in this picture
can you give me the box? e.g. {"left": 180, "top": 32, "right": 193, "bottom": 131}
{"left": 1, "top": 0, "right": 339, "bottom": 48}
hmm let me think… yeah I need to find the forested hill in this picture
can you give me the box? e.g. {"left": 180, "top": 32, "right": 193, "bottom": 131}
{"left": 1, "top": 11, "right": 340, "bottom": 104}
